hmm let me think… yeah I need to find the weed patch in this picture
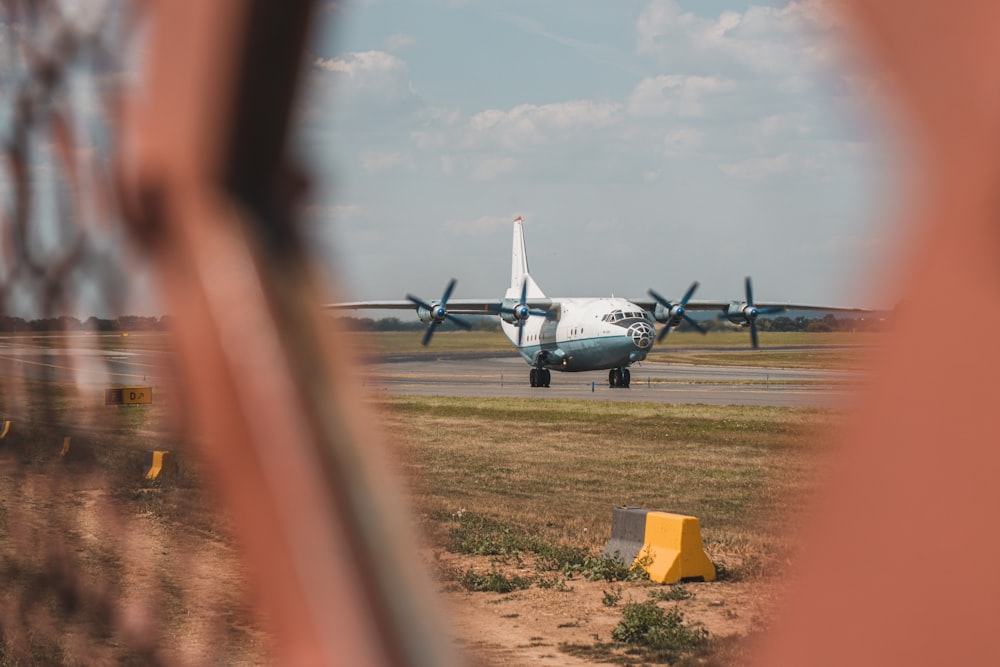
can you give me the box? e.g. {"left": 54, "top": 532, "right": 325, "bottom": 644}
{"left": 459, "top": 567, "right": 532, "bottom": 593}
{"left": 612, "top": 600, "right": 709, "bottom": 663}
{"left": 649, "top": 584, "right": 692, "bottom": 602}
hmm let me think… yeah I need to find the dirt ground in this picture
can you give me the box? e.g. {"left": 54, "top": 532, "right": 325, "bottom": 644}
{"left": 433, "top": 549, "right": 780, "bottom": 666}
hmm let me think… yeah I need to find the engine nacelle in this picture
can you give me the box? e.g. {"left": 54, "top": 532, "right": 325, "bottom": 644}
{"left": 498, "top": 298, "right": 522, "bottom": 324}
{"left": 653, "top": 302, "right": 673, "bottom": 324}
{"left": 416, "top": 303, "right": 448, "bottom": 324}
{"left": 654, "top": 302, "right": 690, "bottom": 326}
{"left": 724, "top": 302, "right": 756, "bottom": 325}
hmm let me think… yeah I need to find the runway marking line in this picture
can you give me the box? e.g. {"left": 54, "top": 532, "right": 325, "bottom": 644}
{"left": 0, "top": 353, "right": 152, "bottom": 381}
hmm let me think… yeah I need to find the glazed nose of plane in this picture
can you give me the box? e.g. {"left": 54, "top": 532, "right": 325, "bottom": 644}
{"left": 628, "top": 322, "right": 654, "bottom": 350}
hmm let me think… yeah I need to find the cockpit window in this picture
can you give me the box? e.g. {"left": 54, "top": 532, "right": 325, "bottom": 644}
{"left": 603, "top": 309, "right": 653, "bottom": 323}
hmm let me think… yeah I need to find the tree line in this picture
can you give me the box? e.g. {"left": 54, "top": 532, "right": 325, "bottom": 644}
{"left": 0, "top": 315, "right": 173, "bottom": 332}
{"left": 338, "top": 313, "right": 883, "bottom": 334}
{"left": 1, "top": 312, "right": 881, "bottom": 334}
{"left": 676, "top": 313, "right": 883, "bottom": 333}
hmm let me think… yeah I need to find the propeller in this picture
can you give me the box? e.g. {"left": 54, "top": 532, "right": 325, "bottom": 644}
{"left": 742, "top": 276, "right": 784, "bottom": 349}
{"left": 647, "top": 281, "right": 706, "bottom": 343}
{"left": 489, "top": 281, "right": 555, "bottom": 346}
{"left": 405, "top": 278, "right": 472, "bottom": 346}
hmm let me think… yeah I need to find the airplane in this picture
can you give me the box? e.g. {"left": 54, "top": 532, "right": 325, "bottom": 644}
{"left": 327, "top": 217, "right": 871, "bottom": 388}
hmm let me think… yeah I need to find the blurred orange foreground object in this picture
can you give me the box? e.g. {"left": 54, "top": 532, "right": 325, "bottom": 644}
{"left": 119, "top": 1, "right": 459, "bottom": 665}
{"left": 761, "top": 2, "right": 1000, "bottom": 665}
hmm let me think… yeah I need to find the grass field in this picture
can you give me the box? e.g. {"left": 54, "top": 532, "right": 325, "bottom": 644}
{"left": 374, "top": 394, "right": 844, "bottom": 664}
{"left": 379, "top": 395, "right": 838, "bottom": 558}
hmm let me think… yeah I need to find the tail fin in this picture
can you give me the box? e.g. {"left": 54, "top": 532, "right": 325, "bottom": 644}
{"left": 509, "top": 216, "right": 545, "bottom": 298}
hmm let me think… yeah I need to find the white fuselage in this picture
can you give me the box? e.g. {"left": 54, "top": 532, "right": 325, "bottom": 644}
{"left": 501, "top": 297, "right": 655, "bottom": 372}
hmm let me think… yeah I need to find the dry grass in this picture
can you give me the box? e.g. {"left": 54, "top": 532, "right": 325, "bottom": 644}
{"left": 375, "top": 396, "right": 842, "bottom": 569}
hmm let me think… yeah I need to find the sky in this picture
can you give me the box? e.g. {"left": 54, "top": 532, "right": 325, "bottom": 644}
{"left": 301, "top": 0, "right": 896, "bottom": 310}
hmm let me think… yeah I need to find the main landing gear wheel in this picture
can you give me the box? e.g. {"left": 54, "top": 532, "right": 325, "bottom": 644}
{"left": 608, "top": 367, "right": 631, "bottom": 389}
{"left": 530, "top": 368, "right": 551, "bottom": 388}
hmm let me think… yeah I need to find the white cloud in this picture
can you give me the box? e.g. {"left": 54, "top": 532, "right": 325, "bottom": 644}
{"left": 410, "top": 100, "right": 623, "bottom": 158}
{"left": 312, "top": 50, "right": 418, "bottom": 108}
{"left": 720, "top": 153, "right": 796, "bottom": 181}
{"left": 635, "top": 0, "right": 845, "bottom": 77}
{"left": 359, "top": 150, "right": 413, "bottom": 173}
{"left": 663, "top": 128, "right": 703, "bottom": 156}
{"left": 628, "top": 74, "right": 733, "bottom": 117}
{"left": 314, "top": 50, "right": 405, "bottom": 76}
{"left": 301, "top": 203, "right": 371, "bottom": 221}
{"left": 463, "top": 100, "right": 622, "bottom": 151}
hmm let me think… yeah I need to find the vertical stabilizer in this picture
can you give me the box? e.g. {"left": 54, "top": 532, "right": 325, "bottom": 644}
{"left": 508, "top": 216, "right": 545, "bottom": 298}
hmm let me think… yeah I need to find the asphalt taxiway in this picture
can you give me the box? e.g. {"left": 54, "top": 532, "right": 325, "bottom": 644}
{"left": 360, "top": 352, "right": 864, "bottom": 408}
{"left": 0, "top": 337, "right": 864, "bottom": 408}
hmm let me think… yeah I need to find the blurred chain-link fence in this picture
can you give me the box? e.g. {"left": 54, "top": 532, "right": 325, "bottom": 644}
{"left": 0, "top": 2, "right": 248, "bottom": 663}
{"left": 1, "top": 2, "right": 456, "bottom": 665}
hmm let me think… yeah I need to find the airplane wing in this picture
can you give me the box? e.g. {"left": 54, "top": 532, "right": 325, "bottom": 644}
{"left": 629, "top": 299, "right": 877, "bottom": 315}
{"left": 326, "top": 298, "right": 550, "bottom": 316}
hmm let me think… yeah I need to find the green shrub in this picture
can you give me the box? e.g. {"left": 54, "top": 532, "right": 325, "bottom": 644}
{"left": 447, "top": 512, "right": 532, "bottom": 556}
{"left": 601, "top": 586, "right": 623, "bottom": 607}
{"left": 459, "top": 567, "right": 532, "bottom": 593}
{"left": 612, "top": 600, "right": 708, "bottom": 663}
{"left": 649, "top": 584, "right": 691, "bottom": 602}
{"left": 564, "top": 552, "right": 650, "bottom": 583}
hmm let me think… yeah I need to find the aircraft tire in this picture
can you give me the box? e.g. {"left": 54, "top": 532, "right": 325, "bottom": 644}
{"left": 530, "top": 368, "right": 538, "bottom": 387}
{"left": 623, "top": 368, "right": 631, "bottom": 388}
{"left": 542, "top": 369, "right": 551, "bottom": 387}
{"left": 609, "top": 368, "right": 621, "bottom": 388}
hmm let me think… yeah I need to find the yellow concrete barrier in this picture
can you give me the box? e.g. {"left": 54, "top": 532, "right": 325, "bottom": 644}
{"left": 146, "top": 451, "right": 175, "bottom": 480}
{"left": 640, "top": 512, "right": 716, "bottom": 584}
{"left": 604, "top": 507, "right": 716, "bottom": 584}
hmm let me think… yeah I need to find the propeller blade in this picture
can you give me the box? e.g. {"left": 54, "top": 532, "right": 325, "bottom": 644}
{"left": 750, "top": 319, "right": 759, "bottom": 349}
{"left": 649, "top": 283, "right": 703, "bottom": 342}
{"left": 440, "top": 277, "right": 457, "bottom": 306}
{"left": 520, "top": 280, "right": 528, "bottom": 306}
{"left": 517, "top": 321, "right": 524, "bottom": 346}
{"left": 409, "top": 278, "right": 469, "bottom": 345}
{"left": 421, "top": 322, "right": 438, "bottom": 347}
{"left": 758, "top": 306, "right": 785, "bottom": 316}
{"left": 683, "top": 314, "right": 707, "bottom": 334}
{"left": 745, "top": 276, "right": 754, "bottom": 308}
{"left": 680, "top": 281, "right": 699, "bottom": 306}
{"left": 445, "top": 313, "right": 472, "bottom": 330}
{"left": 647, "top": 288, "right": 671, "bottom": 309}
{"left": 406, "top": 294, "right": 434, "bottom": 312}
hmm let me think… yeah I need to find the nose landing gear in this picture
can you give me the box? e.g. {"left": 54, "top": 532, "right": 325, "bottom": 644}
{"left": 609, "top": 367, "right": 631, "bottom": 388}
{"left": 530, "top": 368, "right": 551, "bottom": 387}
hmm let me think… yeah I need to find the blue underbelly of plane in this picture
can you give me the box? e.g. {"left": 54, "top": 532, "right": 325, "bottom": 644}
{"left": 516, "top": 335, "right": 647, "bottom": 372}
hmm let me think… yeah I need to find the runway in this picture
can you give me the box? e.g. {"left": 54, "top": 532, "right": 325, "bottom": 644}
{"left": 0, "top": 336, "right": 865, "bottom": 408}
{"left": 0, "top": 338, "right": 167, "bottom": 385}
{"left": 359, "top": 352, "right": 865, "bottom": 408}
